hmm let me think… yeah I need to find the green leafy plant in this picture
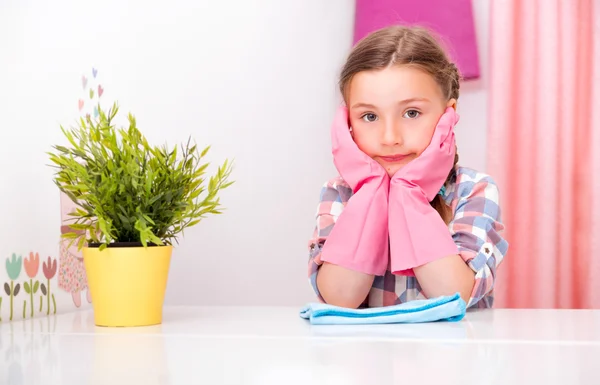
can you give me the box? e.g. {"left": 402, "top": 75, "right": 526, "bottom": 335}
{"left": 48, "top": 102, "right": 234, "bottom": 251}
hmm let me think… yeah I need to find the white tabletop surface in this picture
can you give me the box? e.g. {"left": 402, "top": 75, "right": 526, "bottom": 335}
{"left": 1, "top": 306, "right": 600, "bottom": 385}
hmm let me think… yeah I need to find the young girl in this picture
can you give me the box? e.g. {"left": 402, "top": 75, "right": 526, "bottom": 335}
{"left": 307, "top": 26, "right": 508, "bottom": 309}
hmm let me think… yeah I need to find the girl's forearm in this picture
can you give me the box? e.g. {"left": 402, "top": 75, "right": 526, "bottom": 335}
{"left": 413, "top": 254, "right": 475, "bottom": 305}
{"left": 316, "top": 262, "right": 374, "bottom": 308}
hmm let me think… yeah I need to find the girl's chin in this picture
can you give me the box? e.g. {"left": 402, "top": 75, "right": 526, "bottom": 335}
{"left": 384, "top": 164, "right": 403, "bottom": 177}
{"left": 378, "top": 159, "right": 413, "bottom": 176}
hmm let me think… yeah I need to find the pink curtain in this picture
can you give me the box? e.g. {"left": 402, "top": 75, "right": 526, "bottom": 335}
{"left": 488, "top": 0, "right": 600, "bottom": 308}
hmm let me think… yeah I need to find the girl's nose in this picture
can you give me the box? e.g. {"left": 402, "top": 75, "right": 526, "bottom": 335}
{"left": 382, "top": 120, "right": 403, "bottom": 146}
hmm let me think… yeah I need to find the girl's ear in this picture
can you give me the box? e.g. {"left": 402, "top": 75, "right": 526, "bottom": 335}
{"left": 446, "top": 98, "right": 457, "bottom": 110}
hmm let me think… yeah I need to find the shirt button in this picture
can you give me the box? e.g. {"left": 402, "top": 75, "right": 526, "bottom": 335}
{"left": 482, "top": 242, "right": 493, "bottom": 256}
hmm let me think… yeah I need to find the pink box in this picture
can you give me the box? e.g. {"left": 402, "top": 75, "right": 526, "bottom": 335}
{"left": 353, "top": 0, "right": 480, "bottom": 79}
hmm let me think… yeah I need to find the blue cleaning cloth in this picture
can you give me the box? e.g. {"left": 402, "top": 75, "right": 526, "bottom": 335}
{"left": 299, "top": 293, "right": 466, "bottom": 325}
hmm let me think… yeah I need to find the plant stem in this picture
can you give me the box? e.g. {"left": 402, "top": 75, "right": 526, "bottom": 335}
{"left": 0, "top": 297, "right": 2, "bottom": 321}
{"left": 30, "top": 279, "right": 34, "bottom": 317}
{"left": 52, "top": 294, "right": 56, "bottom": 314}
{"left": 46, "top": 279, "right": 51, "bottom": 316}
{"left": 10, "top": 281, "right": 13, "bottom": 321}
{"left": 23, "top": 300, "right": 26, "bottom": 319}
{"left": 39, "top": 296, "right": 42, "bottom": 312}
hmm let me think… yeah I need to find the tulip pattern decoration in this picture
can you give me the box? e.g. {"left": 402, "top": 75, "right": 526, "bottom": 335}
{"left": 1, "top": 253, "right": 59, "bottom": 321}
{"left": 23, "top": 252, "right": 41, "bottom": 318}
{"left": 5, "top": 253, "right": 22, "bottom": 321}
{"left": 41, "top": 257, "right": 57, "bottom": 315}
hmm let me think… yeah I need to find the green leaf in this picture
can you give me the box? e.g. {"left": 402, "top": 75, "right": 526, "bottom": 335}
{"left": 142, "top": 214, "right": 155, "bottom": 225}
{"left": 77, "top": 236, "right": 86, "bottom": 250}
{"left": 187, "top": 219, "right": 201, "bottom": 227}
{"left": 24, "top": 282, "right": 31, "bottom": 294}
{"left": 33, "top": 281, "right": 40, "bottom": 293}
{"left": 200, "top": 146, "right": 210, "bottom": 157}
{"left": 67, "top": 223, "right": 88, "bottom": 230}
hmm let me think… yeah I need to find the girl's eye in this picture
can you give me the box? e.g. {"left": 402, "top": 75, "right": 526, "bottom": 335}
{"left": 403, "top": 110, "right": 420, "bottom": 119}
{"left": 361, "top": 113, "right": 378, "bottom": 122}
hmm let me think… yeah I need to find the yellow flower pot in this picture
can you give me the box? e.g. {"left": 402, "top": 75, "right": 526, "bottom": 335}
{"left": 83, "top": 244, "right": 172, "bottom": 327}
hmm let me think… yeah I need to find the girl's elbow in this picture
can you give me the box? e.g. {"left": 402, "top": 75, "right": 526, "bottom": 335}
{"left": 320, "top": 292, "right": 364, "bottom": 309}
{"left": 454, "top": 272, "right": 478, "bottom": 307}
{"left": 316, "top": 262, "right": 374, "bottom": 309}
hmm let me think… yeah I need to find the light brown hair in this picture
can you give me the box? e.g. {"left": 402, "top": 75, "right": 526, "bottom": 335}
{"left": 339, "top": 25, "right": 460, "bottom": 223}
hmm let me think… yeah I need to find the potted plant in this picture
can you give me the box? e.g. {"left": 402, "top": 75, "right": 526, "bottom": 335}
{"left": 48, "top": 102, "right": 234, "bottom": 327}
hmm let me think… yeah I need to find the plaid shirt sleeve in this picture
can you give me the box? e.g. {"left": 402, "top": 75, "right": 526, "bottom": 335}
{"left": 307, "top": 177, "right": 351, "bottom": 302}
{"left": 448, "top": 171, "right": 509, "bottom": 308}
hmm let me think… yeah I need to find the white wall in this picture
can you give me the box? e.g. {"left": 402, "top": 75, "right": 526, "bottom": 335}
{"left": 0, "top": 0, "right": 489, "bottom": 307}
{"left": 457, "top": 0, "right": 490, "bottom": 172}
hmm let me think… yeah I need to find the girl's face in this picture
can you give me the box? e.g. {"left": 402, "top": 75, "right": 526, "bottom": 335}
{"left": 346, "top": 65, "right": 456, "bottom": 177}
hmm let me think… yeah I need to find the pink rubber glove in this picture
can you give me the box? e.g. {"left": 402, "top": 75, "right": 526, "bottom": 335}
{"left": 319, "top": 106, "right": 390, "bottom": 276}
{"left": 389, "top": 107, "right": 459, "bottom": 275}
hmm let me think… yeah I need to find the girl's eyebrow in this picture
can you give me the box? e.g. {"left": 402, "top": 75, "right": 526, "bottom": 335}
{"left": 397, "top": 97, "right": 431, "bottom": 105}
{"left": 350, "top": 102, "right": 377, "bottom": 110}
{"left": 351, "top": 97, "right": 431, "bottom": 110}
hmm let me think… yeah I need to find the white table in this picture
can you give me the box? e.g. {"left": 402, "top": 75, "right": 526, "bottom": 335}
{"left": 1, "top": 307, "right": 599, "bottom": 384}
